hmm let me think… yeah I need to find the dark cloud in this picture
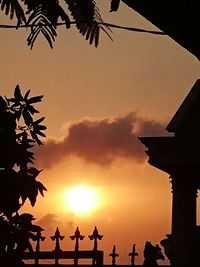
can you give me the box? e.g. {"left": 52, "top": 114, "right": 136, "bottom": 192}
{"left": 35, "top": 113, "right": 167, "bottom": 168}
{"left": 36, "top": 213, "right": 60, "bottom": 234}
{"left": 36, "top": 213, "right": 74, "bottom": 233}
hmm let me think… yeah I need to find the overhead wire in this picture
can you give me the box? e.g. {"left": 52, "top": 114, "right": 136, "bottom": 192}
{"left": 0, "top": 20, "right": 165, "bottom": 35}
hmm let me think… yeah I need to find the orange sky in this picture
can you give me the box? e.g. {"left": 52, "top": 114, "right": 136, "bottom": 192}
{"left": 1, "top": 1, "right": 200, "bottom": 265}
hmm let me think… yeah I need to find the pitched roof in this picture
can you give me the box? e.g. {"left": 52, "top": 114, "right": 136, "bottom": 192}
{"left": 122, "top": 0, "right": 200, "bottom": 60}
{"left": 166, "top": 79, "right": 200, "bottom": 135}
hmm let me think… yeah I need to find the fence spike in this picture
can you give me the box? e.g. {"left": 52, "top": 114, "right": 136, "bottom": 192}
{"left": 109, "top": 245, "right": 119, "bottom": 266}
{"left": 128, "top": 244, "right": 138, "bottom": 266}
{"left": 70, "top": 227, "right": 85, "bottom": 265}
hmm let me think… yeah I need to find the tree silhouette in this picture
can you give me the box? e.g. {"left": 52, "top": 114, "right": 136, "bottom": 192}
{"left": 0, "top": 0, "right": 111, "bottom": 48}
{"left": 0, "top": 85, "right": 47, "bottom": 266}
{"left": 0, "top": 0, "right": 199, "bottom": 60}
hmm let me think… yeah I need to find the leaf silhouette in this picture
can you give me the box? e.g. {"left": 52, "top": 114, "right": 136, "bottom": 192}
{"left": 0, "top": 0, "right": 26, "bottom": 26}
{"left": 34, "top": 117, "right": 45, "bottom": 125}
{"left": 29, "top": 224, "right": 43, "bottom": 233}
{"left": 37, "top": 181, "right": 47, "bottom": 197}
{"left": 18, "top": 213, "right": 35, "bottom": 222}
{"left": 30, "top": 130, "right": 43, "bottom": 145}
{"left": 27, "top": 167, "right": 42, "bottom": 178}
{"left": 28, "top": 95, "right": 43, "bottom": 104}
{"left": 34, "top": 129, "right": 46, "bottom": 137}
{"left": 24, "top": 89, "right": 31, "bottom": 100}
{"left": 24, "top": 0, "right": 71, "bottom": 48}
{"left": 37, "top": 124, "right": 47, "bottom": 130}
{"left": 65, "top": 0, "right": 112, "bottom": 47}
{"left": 23, "top": 108, "right": 33, "bottom": 126}
{"left": 15, "top": 105, "right": 23, "bottom": 120}
{"left": 0, "top": 96, "right": 8, "bottom": 111}
{"left": 27, "top": 105, "right": 39, "bottom": 114}
{"left": 14, "top": 85, "right": 23, "bottom": 102}
{"left": 28, "top": 187, "right": 38, "bottom": 207}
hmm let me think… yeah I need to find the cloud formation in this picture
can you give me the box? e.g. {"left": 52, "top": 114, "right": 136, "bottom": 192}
{"left": 35, "top": 113, "right": 166, "bottom": 168}
{"left": 36, "top": 213, "right": 74, "bottom": 237}
{"left": 36, "top": 213, "right": 60, "bottom": 232}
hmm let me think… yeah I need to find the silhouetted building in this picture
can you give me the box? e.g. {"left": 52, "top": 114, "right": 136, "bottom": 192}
{"left": 139, "top": 79, "right": 200, "bottom": 266}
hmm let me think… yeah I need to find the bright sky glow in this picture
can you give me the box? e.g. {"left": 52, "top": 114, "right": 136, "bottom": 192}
{"left": 65, "top": 185, "right": 98, "bottom": 214}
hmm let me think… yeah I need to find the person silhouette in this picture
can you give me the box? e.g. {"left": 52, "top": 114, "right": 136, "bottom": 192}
{"left": 143, "top": 241, "right": 164, "bottom": 266}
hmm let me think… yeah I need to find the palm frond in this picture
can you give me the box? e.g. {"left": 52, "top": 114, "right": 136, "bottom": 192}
{"left": 23, "top": 0, "right": 70, "bottom": 48}
{"left": 0, "top": 0, "right": 26, "bottom": 27}
{"left": 65, "top": 0, "right": 112, "bottom": 47}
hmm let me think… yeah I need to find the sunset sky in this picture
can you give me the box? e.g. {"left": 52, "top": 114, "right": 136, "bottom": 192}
{"left": 1, "top": 1, "right": 200, "bottom": 265}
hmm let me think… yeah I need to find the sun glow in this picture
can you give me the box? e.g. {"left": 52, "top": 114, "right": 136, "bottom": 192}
{"left": 65, "top": 185, "right": 98, "bottom": 214}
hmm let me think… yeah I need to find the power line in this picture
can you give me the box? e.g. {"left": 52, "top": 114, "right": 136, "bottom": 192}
{"left": 102, "top": 22, "right": 165, "bottom": 35}
{"left": 0, "top": 20, "right": 165, "bottom": 35}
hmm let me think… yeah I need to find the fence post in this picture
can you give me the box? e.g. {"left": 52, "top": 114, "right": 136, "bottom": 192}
{"left": 109, "top": 245, "right": 119, "bottom": 266}
{"left": 70, "top": 227, "right": 84, "bottom": 266}
{"left": 35, "top": 230, "right": 45, "bottom": 265}
{"left": 89, "top": 226, "right": 103, "bottom": 266}
{"left": 51, "top": 227, "right": 65, "bottom": 265}
{"left": 128, "top": 244, "right": 138, "bottom": 266}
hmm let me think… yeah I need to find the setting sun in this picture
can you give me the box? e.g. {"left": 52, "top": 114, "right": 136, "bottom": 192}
{"left": 65, "top": 185, "right": 98, "bottom": 214}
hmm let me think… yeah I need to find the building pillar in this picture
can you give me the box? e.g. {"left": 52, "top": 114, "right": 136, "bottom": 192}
{"left": 170, "top": 173, "right": 197, "bottom": 266}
